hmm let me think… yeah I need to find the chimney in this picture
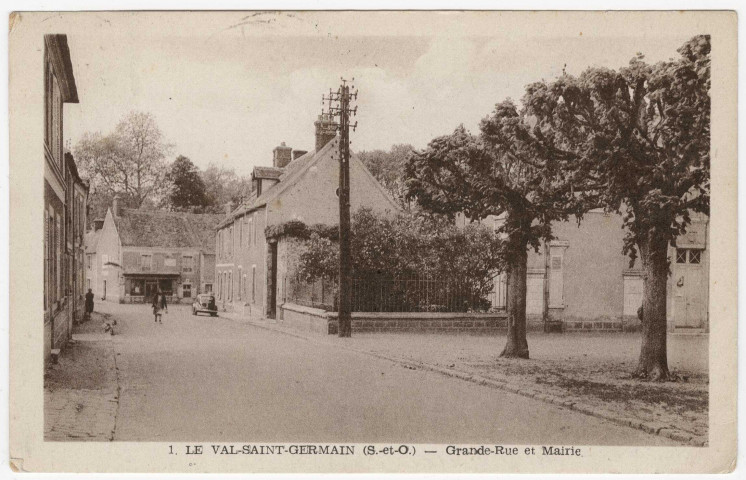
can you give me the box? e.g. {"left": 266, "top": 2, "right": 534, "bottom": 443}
{"left": 112, "top": 195, "right": 121, "bottom": 217}
{"left": 292, "top": 149, "right": 308, "bottom": 161}
{"left": 314, "top": 114, "right": 337, "bottom": 152}
{"left": 273, "top": 142, "right": 293, "bottom": 168}
{"left": 224, "top": 203, "right": 233, "bottom": 215}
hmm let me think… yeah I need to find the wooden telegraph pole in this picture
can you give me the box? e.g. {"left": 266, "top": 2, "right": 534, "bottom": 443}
{"left": 322, "top": 78, "right": 358, "bottom": 337}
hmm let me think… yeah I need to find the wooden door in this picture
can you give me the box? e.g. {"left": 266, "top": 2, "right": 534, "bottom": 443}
{"left": 673, "top": 248, "right": 705, "bottom": 329}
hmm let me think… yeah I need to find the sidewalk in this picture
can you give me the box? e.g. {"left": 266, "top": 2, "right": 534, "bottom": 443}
{"left": 44, "top": 312, "right": 120, "bottom": 441}
{"left": 224, "top": 310, "right": 708, "bottom": 446}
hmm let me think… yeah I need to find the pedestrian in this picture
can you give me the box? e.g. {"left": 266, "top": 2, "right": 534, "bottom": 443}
{"left": 84, "top": 288, "right": 94, "bottom": 322}
{"left": 152, "top": 289, "right": 168, "bottom": 323}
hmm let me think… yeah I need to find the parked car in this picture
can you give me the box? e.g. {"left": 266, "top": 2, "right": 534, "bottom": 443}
{"left": 192, "top": 294, "right": 218, "bottom": 316}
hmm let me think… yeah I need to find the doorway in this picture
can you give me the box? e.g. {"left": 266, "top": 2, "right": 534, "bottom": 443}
{"left": 672, "top": 248, "right": 706, "bottom": 329}
{"left": 267, "top": 242, "right": 278, "bottom": 319}
{"left": 145, "top": 280, "right": 158, "bottom": 300}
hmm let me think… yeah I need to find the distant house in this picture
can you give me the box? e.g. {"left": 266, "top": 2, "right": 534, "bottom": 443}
{"left": 215, "top": 114, "right": 399, "bottom": 319}
{"left": 84, "top": 219, "right": 103, "bottom": 296}
{"left": 93, "top": 199, "right": 223, "bottom": 303}
{"left": 44, "top": 34, "right": 88, "bottom": 362}
{"left": 466, "top": 210, "right": 709, "bottom": 332}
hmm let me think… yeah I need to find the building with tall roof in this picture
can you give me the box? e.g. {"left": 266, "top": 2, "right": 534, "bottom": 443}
{"left": 215, "top": 115, "right": 399, "bottom": 320}
{"left": 92, "top": 199, "right": 223, "bottom": 303}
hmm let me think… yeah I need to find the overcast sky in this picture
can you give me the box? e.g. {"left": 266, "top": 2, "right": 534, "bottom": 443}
{"left": 58, "top": 12, "right": 704, "bottom": 176}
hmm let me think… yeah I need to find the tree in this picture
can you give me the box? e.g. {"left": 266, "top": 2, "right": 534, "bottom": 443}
{"left": 518, "top": 36, "right": 710, "bottom": 379}
{"left": 201, "top": 163, "right": 252, "bottom": 213}
{"left": 75, "top": 111, "right": 172, "bottom": 214}
{"left": 405, "top": 109, "right": 582, "bottom": 357}
{"left": 166, "top": 156, "right": 210, "bottom": 211}
{"left": 357, "top": 144, "right": 415, "bottom": 208}
{"left": 293, "top": 208, "right": 502, "bottom": 312}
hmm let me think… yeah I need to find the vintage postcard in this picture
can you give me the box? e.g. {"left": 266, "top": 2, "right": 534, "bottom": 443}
{"left": 8, "top": 10, "right": 737, "bottom": 474}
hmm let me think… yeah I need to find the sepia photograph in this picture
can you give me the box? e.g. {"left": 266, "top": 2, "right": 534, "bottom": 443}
{"left": 7, "top": 9, "right": 738, "bottom": 474}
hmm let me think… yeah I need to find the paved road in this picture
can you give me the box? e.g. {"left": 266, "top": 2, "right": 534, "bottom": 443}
{"left": 97, "top": 301, "right": 676, "bottom": 445}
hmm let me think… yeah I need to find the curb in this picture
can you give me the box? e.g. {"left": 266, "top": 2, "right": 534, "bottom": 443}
{"left": 229, "top": 313, "right": 707, "bottom": 447}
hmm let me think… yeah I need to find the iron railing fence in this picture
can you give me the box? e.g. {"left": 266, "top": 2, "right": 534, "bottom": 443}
{"left": 284, "top": 274, "right": 507, "bottom": 313}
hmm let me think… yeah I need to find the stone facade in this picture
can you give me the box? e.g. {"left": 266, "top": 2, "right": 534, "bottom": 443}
{"left": 480, "top": 210, "right": 710, "bottom": 332}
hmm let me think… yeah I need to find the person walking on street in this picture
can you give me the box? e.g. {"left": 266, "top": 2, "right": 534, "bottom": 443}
{"left": 84, "top": 288, "right": 94, "bottom": 322}
{"left": 152, "top": 289, "right": 168, "bottom": 323}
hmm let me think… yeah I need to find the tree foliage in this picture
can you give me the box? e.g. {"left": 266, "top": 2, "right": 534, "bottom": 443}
{"left": 405, "top": 106, "right": 582, "bottom": 357}
{"left": 166, "top": 155, "right": 210, "bottom": 211}
{"left": 357, "top": 144, "right": 415, "bottom": 208}
{"left": 200, "top": 163, "right": 252, "bottom": 213}
{"left": 515, "top": 35, "right": 710, "bottom": 379}
{"left": 294, "top": 208, "right": 502, "bottom": 310}
{"left": 520, "top": 35, "right": 710, "bottom": 265}
{"left": 74, "top": 111, "right": 172, "bottom": 214}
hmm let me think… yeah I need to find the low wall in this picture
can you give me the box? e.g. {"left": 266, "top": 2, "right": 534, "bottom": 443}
{"left": 279, "top": 303, "right": 508, "bottom": 335}
{"left": 279, "top": 303, "right": 335, "bottom": 335}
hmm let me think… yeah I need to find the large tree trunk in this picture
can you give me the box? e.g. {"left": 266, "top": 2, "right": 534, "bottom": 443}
{"left": 500, "top": 246, "right": 529, "bottom": 359}
{"left": 635, "top": 234, "right": 670, "bottom": 381}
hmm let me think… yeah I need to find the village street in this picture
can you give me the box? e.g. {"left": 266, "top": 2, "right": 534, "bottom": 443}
{"left": 45, "top": 301, "right": 678, "bottom": 445}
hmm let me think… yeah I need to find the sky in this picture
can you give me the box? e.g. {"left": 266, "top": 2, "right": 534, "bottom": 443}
{"left": 58, "top": 11, "right": 704, "bottom": 177}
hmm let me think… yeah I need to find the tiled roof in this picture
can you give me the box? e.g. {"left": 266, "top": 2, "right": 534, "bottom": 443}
{"left": 216, "top": 142, "right": 325, "bottom": 229}
{"left": 253, "top": 166, "right": 284, "bottom": 180}
{"left": 114, "top": 209, "right": 223, "bottom": 252}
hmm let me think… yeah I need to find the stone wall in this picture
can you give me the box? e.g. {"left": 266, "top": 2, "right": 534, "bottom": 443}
{"left": 279, "top": 303, "right": 508, "bottom": 335}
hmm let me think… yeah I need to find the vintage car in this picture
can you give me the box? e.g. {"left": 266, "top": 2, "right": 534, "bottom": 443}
{"left": 192, "top": 293, "right": 218, "bottom": 316}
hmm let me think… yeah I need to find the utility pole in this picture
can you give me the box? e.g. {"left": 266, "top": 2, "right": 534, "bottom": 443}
{"left": 322, "top": 78, "right": 358, "bottom": 337}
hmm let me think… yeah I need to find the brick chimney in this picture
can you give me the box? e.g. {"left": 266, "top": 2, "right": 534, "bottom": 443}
{"left": 314, "top": 114, "right": 336, "bottom": 152}
{"left": 224, "top": 203, "right": 233, "bottom": 215}
{"left": 112, "top": 195, "right": 121, "bottom": 217}
{"left": 292, "top": 149, "right": 308, "bottom": 161}
{"left": 273, "top": 142, "right": 293, "bottom": 168}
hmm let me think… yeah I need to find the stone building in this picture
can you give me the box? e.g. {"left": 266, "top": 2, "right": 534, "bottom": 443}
{"left": 215, "top": 115, "right": 399, "bottom": 320}
{"left": 473, "top": 210, "right": 709, "bottom": 332}
{"left": 92, "top": 199, "right": 223, "bottom": 303}
{"left": 43, "top": 34, "right": 89, "bottom": 362}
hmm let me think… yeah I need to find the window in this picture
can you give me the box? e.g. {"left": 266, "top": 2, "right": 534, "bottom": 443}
{"left": 45, "top": 60, "right": 53, "bottom": 150}
{"left": 56, "top": 213, "right": 61, "bottom": 301}
{"left": 183, "top": 283, "right": 192, "bottom": 298}
{"left": 238, "top": 268, "right": 242, "bottom": 300}
{"left": 141, "top": 254, "right": 152, "bottom": 271}
{"left": 204, "top": 283, "right": 212, "bottom": 293}
{"left": 252, "top": 266, "right": 256, "bottom": 302}
{"left": 689, "top": 250, "right": 701, "bottom": 264}
{"left": 52, "top": 77, "right": 62, "bottom": 168}
{"left": 182, "top": 255, "right": 193, "bottom": 272}
{"left": 676, "top": 248, "right": 703, "bottom": 265}
{"left": 129, "top": 279, "right": 145, "bottom": 296}
{"left": 228, "top": 272, "right": 233, "bottom": 301}
{"left": 253, "top": 214, "right": 257, "bottom": 245}
{"left": 248, "top": 218, "right": 253, "bottom": 248}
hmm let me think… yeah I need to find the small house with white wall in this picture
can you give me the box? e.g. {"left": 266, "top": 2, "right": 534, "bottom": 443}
{"left": 92, "top": 199, "right": 223, "bottom": 303}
